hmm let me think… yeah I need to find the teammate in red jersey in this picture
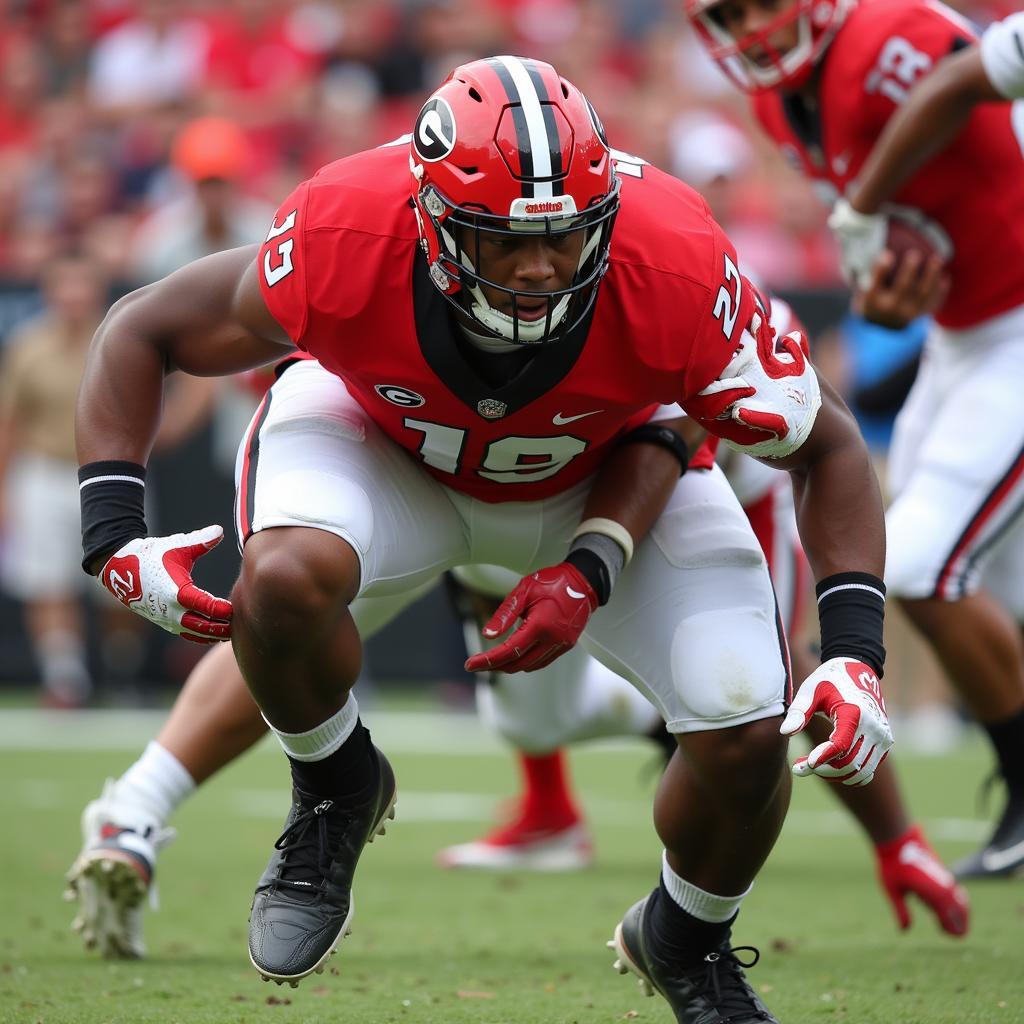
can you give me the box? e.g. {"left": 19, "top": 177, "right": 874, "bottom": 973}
{"left": 76, "top": 57, "right": 891, "bottom": 1022}
{"left": 686, "top": 0, "right": 1024, "bottom": 882}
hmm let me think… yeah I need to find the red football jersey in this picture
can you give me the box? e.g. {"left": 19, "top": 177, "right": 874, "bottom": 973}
{"left": 752, "top": 0, "right": 1024, "bottom": 329}
{"left": 257, "top": 143, "right": 761, "bottom": 502}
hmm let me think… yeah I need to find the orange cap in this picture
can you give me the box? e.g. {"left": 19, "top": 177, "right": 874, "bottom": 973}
{"left": 172, "top": 117, "right": 249, "bottom": 182}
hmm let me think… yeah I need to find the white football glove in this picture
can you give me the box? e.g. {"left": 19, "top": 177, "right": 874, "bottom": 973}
{"left": 779, "top": 656, "right": 893, "bottom": 787}
{"left": 827, "top": 197, "right": 887, "bottom": 291}
{"left": 96, "top": 525, "right": 232, "bottom": 644}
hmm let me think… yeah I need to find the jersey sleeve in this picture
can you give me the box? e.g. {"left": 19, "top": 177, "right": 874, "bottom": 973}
{"left": 257, "top": 180, "right": 313, "bottom": 344}
{"left": 682, "top": 286, "right": 821, "bottom": 460}
{"left": 981, "top": 14, "right": 1024, "bottom": 100}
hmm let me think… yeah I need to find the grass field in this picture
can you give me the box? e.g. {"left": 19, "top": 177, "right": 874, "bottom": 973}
{"left": 1, "top": 707, "right": 1022, "bottom": 1024}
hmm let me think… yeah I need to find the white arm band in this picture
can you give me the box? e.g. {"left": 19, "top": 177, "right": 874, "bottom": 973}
{"left": 571, "top": 517, "right": 635, "bottom": 566}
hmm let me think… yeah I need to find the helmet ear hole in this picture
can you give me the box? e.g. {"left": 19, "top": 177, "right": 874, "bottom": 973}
{"left": 468, "top": 87, "right": 483, "bottom": 102}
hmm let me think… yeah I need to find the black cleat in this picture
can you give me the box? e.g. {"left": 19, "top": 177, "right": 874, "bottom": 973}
{"left": 608, "top": 893, "right": 778, "bottom": 1023}
{"left": 248, "top": 746, "right": 396, "bottom": 985}
{"left": 954, "top": 791, "right": 1024, "bottom": 879}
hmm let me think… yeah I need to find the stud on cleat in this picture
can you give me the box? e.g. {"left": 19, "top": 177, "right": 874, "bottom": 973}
{"left": 65, "top": 780, "right": 176, "bottom": 960}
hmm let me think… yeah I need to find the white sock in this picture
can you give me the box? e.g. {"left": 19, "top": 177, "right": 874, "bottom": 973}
{"left": 112, "top": 741, "right": 196, "bottom": 826}
{"left": 267, "top": 695, "right": 359, "bottom": 761}
{"left": 661, "top": 851, "right": 752, "bottom": 924}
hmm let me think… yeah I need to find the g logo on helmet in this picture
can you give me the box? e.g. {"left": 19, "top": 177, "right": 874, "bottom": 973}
{"left": 413, "top": 98, "right": 457, "bottom": 163}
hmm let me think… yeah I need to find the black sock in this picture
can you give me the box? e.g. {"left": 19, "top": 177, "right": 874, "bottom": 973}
{"left": 983, "top": 706, "right": 1024, "bottom": 794}
{"left": 646, "top": 880, "right": 735, "bottom": 968}
{"left": 288, "top": 719, "right": 376, "bottom": 801}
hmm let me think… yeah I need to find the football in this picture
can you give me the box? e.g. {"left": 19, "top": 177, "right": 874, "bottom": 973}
{"left": 884, "top": 205, "right": 954, "bottom": 279}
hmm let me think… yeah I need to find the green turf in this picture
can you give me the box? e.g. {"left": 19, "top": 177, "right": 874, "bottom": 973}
{"left": 2, "top": 729, "right": 1022, "bottom": 1023}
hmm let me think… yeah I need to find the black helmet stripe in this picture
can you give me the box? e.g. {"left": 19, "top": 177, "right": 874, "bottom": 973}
{"left": 487, "top": 55, "right": 562, "bottom": 199}
{"left": 523, "top": 60, "right": 564, "bottom": 185}
{"left": 486, "top": 58, "right": 534, "bottom": 195}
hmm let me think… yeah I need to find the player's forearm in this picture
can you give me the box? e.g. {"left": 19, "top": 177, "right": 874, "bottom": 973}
{"left": 75, "top": 291, "right": 168, "bottom": 466}
{"left": 849, "top": 50, "right": 999, "bottom": 215}
{"left": 790, "top": 434, "right": 885, "bottom": 581}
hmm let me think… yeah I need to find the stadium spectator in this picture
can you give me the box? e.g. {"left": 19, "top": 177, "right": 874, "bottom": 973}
{"left": 130, "top": 115, "right": 273, "bottom": 284}
{"left": 87, "top": 0, "right": 210, "bottom": 121}
{"left": 0, "top": 255, "right": 109, "bottom": 707}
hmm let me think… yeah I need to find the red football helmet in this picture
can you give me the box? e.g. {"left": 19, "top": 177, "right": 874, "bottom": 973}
{"left": 409, "top": 56, "right": 619, "bottom": 345}
{"left": 685, "top": 0, "right": 856, "bottom": 94}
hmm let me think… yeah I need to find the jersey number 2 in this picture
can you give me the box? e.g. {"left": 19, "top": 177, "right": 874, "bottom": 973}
{"left": 263, "top": 210, "right": 297, "bottom": 286}
{"left": 404, "top": 418, "right": 587, "bottom": 483}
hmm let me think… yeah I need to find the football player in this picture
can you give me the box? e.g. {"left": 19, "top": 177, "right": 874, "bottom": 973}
{"left": 685, "top": 0, "right": 1024, "bottom": 882}
{"left": 75, "top": 57, "right": 892, "bottom": 1022}
{"left": 833, "top": 10, "right": 1024, "bottom": 275}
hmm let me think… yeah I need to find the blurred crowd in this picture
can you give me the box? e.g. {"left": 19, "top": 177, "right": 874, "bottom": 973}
{"left": 0, "top": 0, "right": 1010, "bottom": 300}
{"left": 0, "top": 0, "right": 1013, "bottom": 711}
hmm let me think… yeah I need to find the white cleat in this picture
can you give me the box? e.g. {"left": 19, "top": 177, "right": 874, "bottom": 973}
{"left": 437, "top": 821, "right": 593, "bottom": 872}
{"left": 64, "top": 781, "right": 175, "bottom": 959}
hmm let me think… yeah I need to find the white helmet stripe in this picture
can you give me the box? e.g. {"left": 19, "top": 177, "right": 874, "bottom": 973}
{"left": 493, "top": 55, "right": 554, "bottom": 198}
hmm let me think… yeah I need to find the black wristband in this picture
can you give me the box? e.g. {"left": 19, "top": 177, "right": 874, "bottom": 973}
{"left": 816, "top": 572, "right": 886, "bottom": 677}
{"left": 79, "top": 461, "right": 147, "bottom": 574}
{"left": 565, "top": 548, "right": 612, "bottom": 606}
{"left": 618, "top": 423, "right": 690, "bottom": 475}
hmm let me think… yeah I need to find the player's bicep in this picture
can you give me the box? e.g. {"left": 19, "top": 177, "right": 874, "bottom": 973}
{"left": 119, "top": 246, "right": 293, "bottom": 377}
{"left": 683, "top": 297, "right": 821, "bottom": 459}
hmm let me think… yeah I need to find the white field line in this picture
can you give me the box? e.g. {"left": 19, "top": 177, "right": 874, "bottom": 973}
{"left": 3, "top": 710, "right": 991, "bottom": 841}
{"left": 0, "top": 708, "right": 519, "bottom": 754}
{"left": 11, "top": 775, "right": 991, "bottom": 841}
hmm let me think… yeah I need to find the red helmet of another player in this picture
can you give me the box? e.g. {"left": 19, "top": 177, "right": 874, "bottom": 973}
{"left": 685, "top": 0, "right": 856, "bottom": 94}
{"left": 409, "top": 56, "right": 619, "bottom": 345}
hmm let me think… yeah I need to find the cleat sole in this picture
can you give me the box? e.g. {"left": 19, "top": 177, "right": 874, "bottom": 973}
{"left": 610, "top": 921, "right": 658, "bottom": 1001}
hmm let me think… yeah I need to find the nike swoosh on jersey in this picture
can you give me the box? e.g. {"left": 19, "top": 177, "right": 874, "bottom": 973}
{"left": 552, "top": 410, "right": 603, "bottom": 425}
{"left": 980, "top": 838, "right": 1024, "bottom": 872}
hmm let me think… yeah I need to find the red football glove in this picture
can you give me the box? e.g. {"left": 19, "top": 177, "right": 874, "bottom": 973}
{"left": 463, "top": 563, "right": 598, "bottom": 674}
{"left": 97, "top": 525, "right": 232, "bottom": 645}
{"left": 780, "top": 657, "right": 893, "bottom": 786}
{"left": 876, "top": 825, "right": 969, "bottom": 937}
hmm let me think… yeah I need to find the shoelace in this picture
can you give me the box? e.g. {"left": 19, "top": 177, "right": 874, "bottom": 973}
{"left": 273, "top": 800, "right": 345, "bottom": 893}
{"left": 689, "top": 946, "right": 774, "bottom": 1023}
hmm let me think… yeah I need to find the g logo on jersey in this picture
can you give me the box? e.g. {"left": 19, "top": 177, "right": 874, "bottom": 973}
{"left": 375, "top": 384, "right": 426, "bottom": 408}
{"left": 413, "top": 98, "right": 456, "bottom": 163}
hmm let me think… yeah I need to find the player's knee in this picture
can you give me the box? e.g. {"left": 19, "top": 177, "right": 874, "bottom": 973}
{"left": 670, "top": 609, "right": 784, "bottom": 723}
{"left": 233, "top": 531, "right": 359, "bottom": 647}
